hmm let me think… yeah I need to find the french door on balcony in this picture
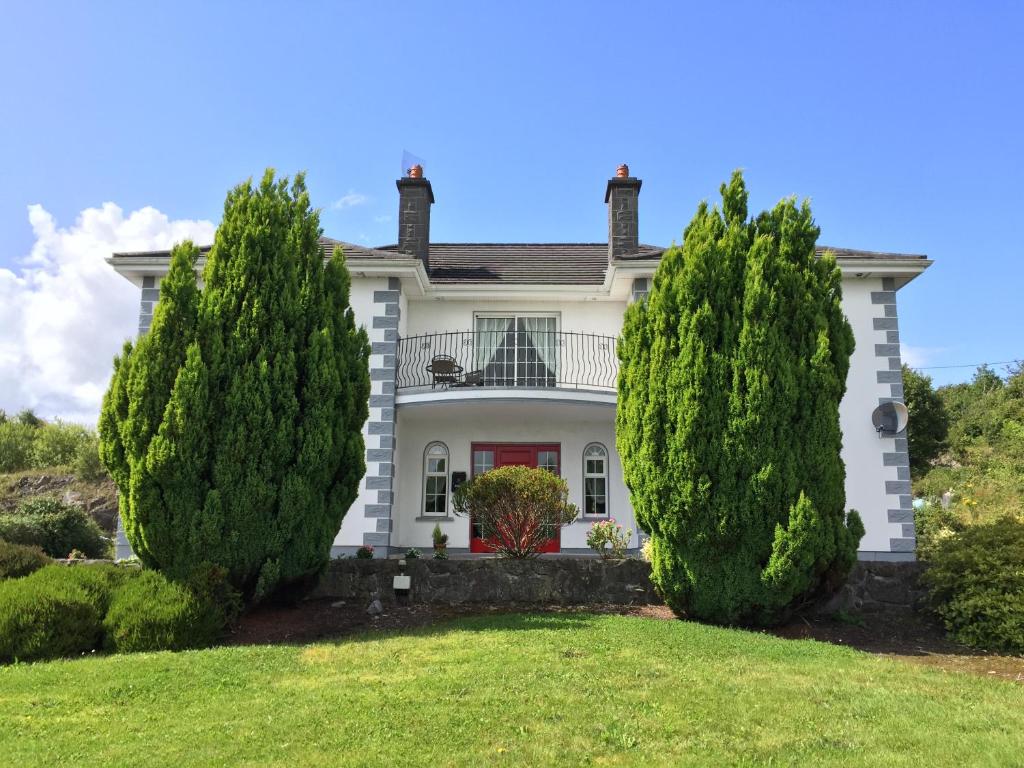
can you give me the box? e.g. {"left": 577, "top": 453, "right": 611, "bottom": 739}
{"left": 469, "top": 443, "right": 561, "bottom": 553}
{"left": 474, "top": 314, "right": 558, "bottom": 387}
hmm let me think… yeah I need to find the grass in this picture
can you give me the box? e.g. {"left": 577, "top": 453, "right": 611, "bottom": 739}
{"left": 1, "top": 613, "right": 1022, "bottom": 767}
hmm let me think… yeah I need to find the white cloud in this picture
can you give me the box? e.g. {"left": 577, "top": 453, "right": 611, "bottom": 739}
{"left": 330, "top": 191, "right": 368, "bottom": 210}
{"left": 901, "top": 344, "right": 948, "bottom": 370}
{"left": 0, "top": 203, "right": 215, "bottom": 425}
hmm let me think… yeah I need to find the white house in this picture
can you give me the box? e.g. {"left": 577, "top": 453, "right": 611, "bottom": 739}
{"left": 108, "top": 165, "right": 931, "bottom": 561}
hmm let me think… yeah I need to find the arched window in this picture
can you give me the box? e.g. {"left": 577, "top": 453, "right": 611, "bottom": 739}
{"left": 583, "top": 443, "right": 608, "bottom": 517}
{"left": 422, "top": 442, "right": 449, "bottom": 517}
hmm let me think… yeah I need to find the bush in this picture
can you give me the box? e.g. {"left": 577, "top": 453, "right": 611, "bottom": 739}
{"left": 586, "top": 519, "right": 633, "bottom": 560}
{"left": 0, "top": 421, "right": 37, "bottom": 472}
{"left": 453, "top": 465, "right": 579, "bottom": 558}
{"left": 0, "top": 540, "right": 49, "bottom": 579}
{"left": 26, "top": 563, "right": 132, "bottom": 614}
{"left": 903, "top": 365, "right": 949, "bottom": 476}
{"left": 914, "top": 499, "right": 963, "bottom": 550}
{"left": 103, "top": 570, "right": 225, "bottom": 652}
{"left": 920, "top": 516, "right": 1024, "bottom": 653}
{"left": 355, "top": 545, "right": 374, "bottom": 559}
{"left": 0, "top": 497, "right": 108, "bottom": 559}
{"left": 32, "top": 421, "right": 93, "bottom": 468}
{"left": 0, "top": 563, "right": 228, "bottom": 662}
{"left": 15, "top": 409, "right": 43, "bottom": 428}
{"left": 0, "top": 566, "right": 111, "bottom": 662}
{"left": 405, "top": 548, "right": 421, "bottom": 559}
{"left": 73, "top": 433, "right": 107, "bottom": 482}
{"left": 184, "top": 563, "right": 242, "bottom": 629}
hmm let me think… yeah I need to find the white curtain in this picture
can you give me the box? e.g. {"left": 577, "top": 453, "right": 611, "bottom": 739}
{"left": 474, "top": 317, "right": 513, "bottom": 381}
{"left": 520, "top": 316, "right": 557, "bottom": 382}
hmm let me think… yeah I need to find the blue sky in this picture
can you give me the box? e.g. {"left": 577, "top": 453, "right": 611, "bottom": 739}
{"left": 1, "top": 2, "right": 1022, "bottom": 419}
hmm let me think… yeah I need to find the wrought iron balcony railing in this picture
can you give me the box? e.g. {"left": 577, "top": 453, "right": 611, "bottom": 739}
{"left": 396, "top": 330, "right": 619, "bottom": 392}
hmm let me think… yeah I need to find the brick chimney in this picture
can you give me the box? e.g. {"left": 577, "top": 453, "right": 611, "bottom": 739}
{"left": 605, "top": 164, "right": 642, "bottom": 261}
{"left": 396, "top": 164, "right": 434, "bottom": 269}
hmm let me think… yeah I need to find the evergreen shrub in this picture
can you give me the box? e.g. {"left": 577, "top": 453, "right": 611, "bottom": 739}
{"left": 0, "top": 540, "right": 49, "bottom": 580}
{"left": 0, "top": 568, "right": 105, "bottom": 662}
{"left": 617, "top": 172, "right": 862, "bottom": 625}
{"left": 103, "top": 570, "right": 224, "bottom": 652}
{"left": 99, "top": 171, "right": 370, "bottom": 600}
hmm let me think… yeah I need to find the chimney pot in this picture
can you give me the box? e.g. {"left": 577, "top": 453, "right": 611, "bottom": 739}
{"left": 396, "top": 169, "right": 434, "bottom": 268}
{"left": 605, "top": 166, "right": 642, "bottom": 262}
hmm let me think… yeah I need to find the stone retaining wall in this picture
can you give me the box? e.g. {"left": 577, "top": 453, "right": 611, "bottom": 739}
{"left": 311, "top": 558, "right": 660, "bottom": 606}
{"left": 312, "top": 557, "right": 926, "bottom": 612}
{"left": 57, "top": 555, "right": 926, "bottom": 613}
{"left": 821, "top": 560, "right": 927, "bottom": 614}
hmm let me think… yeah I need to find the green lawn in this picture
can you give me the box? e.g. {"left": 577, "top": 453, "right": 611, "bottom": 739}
{"left": 1, "top": 614, "right": 1021, "bottom": 767}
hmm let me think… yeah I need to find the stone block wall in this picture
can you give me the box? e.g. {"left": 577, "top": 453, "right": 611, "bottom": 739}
{"left": 312, "top": 558, "right": 660, "bottom": 606}
{"left": 312, "top": 557, "right": 926, "bottom": 613}
{"left": 820, "top": 560, "right": 927, "bottom": 614}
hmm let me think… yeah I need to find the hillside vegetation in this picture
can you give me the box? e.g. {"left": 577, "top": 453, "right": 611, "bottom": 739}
{"left": 0, "top": 410, "right": 117, "bottom": 536}
{"left": 908, "top": 364, "right": 1024, "bottom": 528}
{"left": 906, "top": 364, "right": 1024, "bottom": 652}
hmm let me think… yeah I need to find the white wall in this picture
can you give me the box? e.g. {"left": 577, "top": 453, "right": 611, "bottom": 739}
{"left": 338, "top": 275, "right": 905, "bottom": 556}
{"left": 839, "top": 277, "right": 905, "bottom": 553}
{"left": 391, "top": 401, "right": 632, "bottom": 552}
{"left": 334, "top": 275, "right": 391, "bottom": 548}
{"left": 404, "top": 298, "right": 627, "bottom": 338}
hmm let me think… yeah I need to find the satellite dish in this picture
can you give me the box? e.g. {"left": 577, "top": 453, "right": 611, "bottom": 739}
{"left": 871, "top": 401, "right": 909, "bottom": 436}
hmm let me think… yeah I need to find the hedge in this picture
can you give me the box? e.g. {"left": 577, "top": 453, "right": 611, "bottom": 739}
{"left": 0, "top": 564, "right": 233, "bottom": 663}
{"left": 0, "top": 567, "right": 105, "bottom": 662}
{"left": 0, "top": 539, "right": 49, "bottom": 580}
{"left": 104, "top": 570, "right": 226, "bottom": 653}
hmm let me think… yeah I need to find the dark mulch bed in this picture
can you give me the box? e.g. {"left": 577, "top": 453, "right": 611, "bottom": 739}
{"left": 228, "top": 599, "right": 1024, "bottom": 684}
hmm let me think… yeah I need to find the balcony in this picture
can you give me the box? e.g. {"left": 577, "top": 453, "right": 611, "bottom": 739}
{"left": 395, "top": 330, "right": 619, "bottom": 397}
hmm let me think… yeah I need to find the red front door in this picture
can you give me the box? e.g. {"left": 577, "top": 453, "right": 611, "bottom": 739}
{"left": 469, "top": 443, "right": 561, "bottom": 553}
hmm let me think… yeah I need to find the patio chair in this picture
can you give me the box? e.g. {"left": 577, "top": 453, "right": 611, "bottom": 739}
{"left": 426, "top": 355, "right": 463, "bottom": 389}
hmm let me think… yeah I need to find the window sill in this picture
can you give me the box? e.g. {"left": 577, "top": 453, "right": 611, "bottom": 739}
{"left": 416, "top": 516, "right": 453, "bottom": 522}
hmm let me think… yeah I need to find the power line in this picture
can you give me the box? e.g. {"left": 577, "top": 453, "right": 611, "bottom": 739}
{"left": 915, "top": 359, "right": 1022, "bottom": 371}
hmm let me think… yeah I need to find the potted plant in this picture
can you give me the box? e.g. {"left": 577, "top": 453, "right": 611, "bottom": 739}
{"left": 432, "top": 524, "right": 449, "bottom": 560}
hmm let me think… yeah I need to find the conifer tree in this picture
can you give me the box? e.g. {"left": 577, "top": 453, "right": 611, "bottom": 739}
{"left": 99, "top": 171, "right": 370, "bottom": 599}
{"left": 617, "top": 172, "right": 863, "bottom": 625}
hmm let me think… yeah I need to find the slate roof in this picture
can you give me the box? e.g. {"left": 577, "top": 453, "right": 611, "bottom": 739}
{"left": 374, "top": 243, "right": 664, "bottom": 284}
{"left": 112, "top": 239, "right": 926, "bottom": 286}
{"left": 110, "top": 237, "right": 398, "bottom": 261}
{"left": 815, "top": 245, "right": 929, "bottom": 261}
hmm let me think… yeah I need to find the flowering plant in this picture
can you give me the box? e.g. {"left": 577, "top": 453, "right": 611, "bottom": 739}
{"left": 355, "top": 545, "right": 374, "bottom": 559}
{"left": 586, "top": 519, "right": 632, "bottom": 560}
